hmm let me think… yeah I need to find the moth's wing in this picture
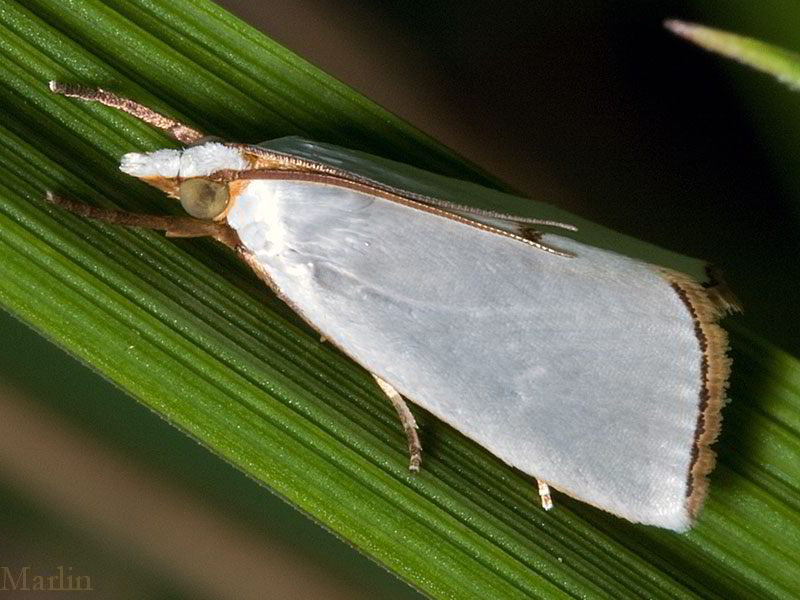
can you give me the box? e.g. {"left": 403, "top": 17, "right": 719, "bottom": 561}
{"left": 245, "top": 141, "right": 577, "bottom": 239}
{"left": 370, "top": 187, "right": 578, "bottom": 241}
{"left": 227, "top": 179, "right": 729, "bottom": 531}
{"left": 384, "top": 195, "right": 577, "bottom": 255}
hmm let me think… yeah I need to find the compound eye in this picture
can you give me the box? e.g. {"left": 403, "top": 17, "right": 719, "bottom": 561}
{"left": 178, "top": 178, "right": 229, "bottom": 219}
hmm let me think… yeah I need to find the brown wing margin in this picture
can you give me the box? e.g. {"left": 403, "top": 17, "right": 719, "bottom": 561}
{"left": 231, "top": 144, "right": 578, "bottom": 255}
{"left": 658, "top": 267, "right": 740, "bottom": 520}
{"left": 220, "top": 166, "right": 577, "bottom": 257}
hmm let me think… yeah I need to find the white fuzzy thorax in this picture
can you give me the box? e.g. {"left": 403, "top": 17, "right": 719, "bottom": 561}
{"left": 119, "top": 142, "right": 249, "bottom": 178}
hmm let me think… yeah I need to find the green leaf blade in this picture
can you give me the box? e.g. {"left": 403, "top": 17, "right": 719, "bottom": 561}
{"left": 0, "top": 2, "right": 798, "bottom": 598}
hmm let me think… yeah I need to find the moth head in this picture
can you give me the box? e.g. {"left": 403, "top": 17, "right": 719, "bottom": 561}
{"left": 119, "top": 141, "right": 252, "bottom": 220}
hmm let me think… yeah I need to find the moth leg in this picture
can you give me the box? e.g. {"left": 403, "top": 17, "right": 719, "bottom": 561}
{"left": 49, "top": 81, "right": 206, "bottom": 144}
{"left": 703, "top": 265, "right": 744, "bottom": 315}
{"left": 46, "top": 192, "right": 239, "bottom": 247}
{"left": 537, "top": 479, "right": 553, "bottom": 511}
{"left": 373, "top": 375, "right": 422, "bottom": 472}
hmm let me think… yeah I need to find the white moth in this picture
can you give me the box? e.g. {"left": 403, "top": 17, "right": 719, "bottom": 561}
{"left": 48, "top": 82, "right": 739, "bottom": 532}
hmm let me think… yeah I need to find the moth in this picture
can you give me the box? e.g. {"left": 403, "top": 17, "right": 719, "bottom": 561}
{"left": 47, "top": 82, "right": 739, "bottom": 531}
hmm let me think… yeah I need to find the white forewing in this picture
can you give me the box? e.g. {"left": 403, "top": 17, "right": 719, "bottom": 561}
{"left": 227, "top": 178, "right": 703, "bottom": 531}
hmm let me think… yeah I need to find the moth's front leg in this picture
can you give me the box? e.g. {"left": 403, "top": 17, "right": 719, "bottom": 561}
{"left": 45, "top": 193, "right": 239, "bottom": 247}
{"left": 373, "top": 375, "right": 422, "bottom": 472}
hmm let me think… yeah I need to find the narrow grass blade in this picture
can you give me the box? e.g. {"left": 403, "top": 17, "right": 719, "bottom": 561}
{"left": 666, "top": 19, "right": 800, "bottom": 90}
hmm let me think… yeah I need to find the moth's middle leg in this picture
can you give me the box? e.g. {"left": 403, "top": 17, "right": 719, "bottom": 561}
{"left": 373, "top": 375, "right": 422, "bottom": 472}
